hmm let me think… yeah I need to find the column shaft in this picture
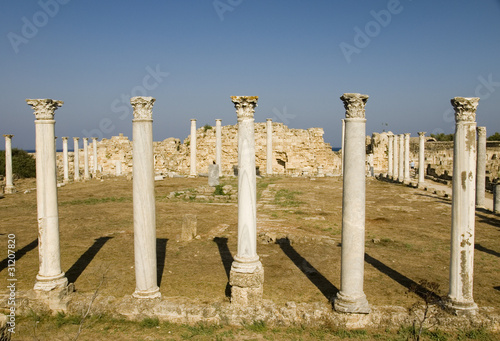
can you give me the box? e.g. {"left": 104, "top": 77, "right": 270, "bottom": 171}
{"left": 73, "top": 138, "right": 80, "bottom": 181}
{"left": 190, "top": 119, "right": 197, "bottom": 177}
{"left": 387, "top": 135, "right": 393, "bottom": 178}
{"left": 341, "top": 119, "right": 345, "bottom": 175}
{"left": 131, "top": 96, "right": 160, "bottom": 299}
{"left": 448, "top": 97, "right": 479, "bottom": 314}
{"left": 266, "top": 118, "right": 273, "bottom": 175}
{"left": 27, "top": 99, "right": 67, "bottom": 291}
{"left": 404, "top": 133, "right": 410, "bottom": 182}
{"left": 418, "top": 132, "right": 426, "bottom": 185}
{"left": 62, "top": 137, "right": 69, "bottom": 182}
{"left": 92, "top": 138, "right": 98, "bottom": 174}
{"left": 393, "top": 135, "right": 399, "bottom": 181}
{"left": 83, "top": 137, "right": 90, "bottom": 180}
{"left": 476, "top": 127, "right": 486, "bottom": 208}
{"left": 216, "top": 119, "right": 222, "bottom": 176}
{"left": 494, "top": 184, "right": 500, "bottom": 214}
{"left": 4, "top": 135, "right": 15, "bottom": 193}
{"left": 398, "top": 134, "right": 404, "bottom": 182}
{"left": 335, "top": 93, "right": 370, "bottom": 314}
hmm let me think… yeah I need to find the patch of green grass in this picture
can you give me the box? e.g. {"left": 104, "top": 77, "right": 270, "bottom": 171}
{"left": 244, "top": 320, "right": 267, "bottom": 332}
{"left": 60, "top": 196, "right": 131, "bottom": 206}
{"left": 213, "top": 184, "right": 225, "bottom": 196}
{"left": 271, "top": 212, "right": 279, "bottom": 218}
{"left": 332, "top": 328, "right": 368, "bottom": 339}
{"left": 274, "top": 189, "right": 303, "bottom": 207}
{"left": 457, "top": 327, "right": 495, "bottom": 340}
{"left": 140, "top": 317, "right": 159, "bottom": 328}
{"left": 55, "top": 311, "right": 81, "bottom": 327}
{"left": 182, "top": 322, "right": 221, "bottom": 338}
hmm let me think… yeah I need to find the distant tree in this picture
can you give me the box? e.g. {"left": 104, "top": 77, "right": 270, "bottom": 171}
{"left": 430, "top": 133, "right": 453, "bottom": 141}
{"left": 487, "top": 132, "right": 500, "bottom": 141}
{"left": 203, "top": 124, "right": 212, "bottom": 132}
{"left": 0, "top": 148, "right": 36, "bottom": 178}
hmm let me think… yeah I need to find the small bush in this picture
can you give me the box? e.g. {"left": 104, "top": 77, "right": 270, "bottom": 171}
{"left": 203, "top": 124, "right": 213, "bottom": 132}
{"left": 0, "top": 148, "right": 36, "bottom": 178}
{"left": 140, "top": 317, "right": 159, "bottom": 328}
{"left": 213, "top": 184, "right": 225, "bottom": 196}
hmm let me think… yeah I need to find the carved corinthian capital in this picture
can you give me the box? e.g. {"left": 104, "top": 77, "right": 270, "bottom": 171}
{"left": 340, "top": 93, "right": 369, "bottom": 119}
{"left": 231, "top": 96, "right": 258, "bottom": 120}
{"left": 477, "top": 126, "right": 486, "bottom": 137}
{"left": 130, "top": 96, "right": 155, "bottom": 120}
{"left": 418, "top": 132, "right": 426, "bottom": 137}
{"left": 26, "top": 99, "right": 63, "bottom": 120}
{"left": 451, "top": 97, "right": 479, "bottom": 123}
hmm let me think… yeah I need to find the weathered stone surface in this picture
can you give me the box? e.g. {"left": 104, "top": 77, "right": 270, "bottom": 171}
{"left": 229, "top": 268, "right": 264, "bottom": 305}
{"left": 181, "top": 214, "right": 197, "bottom": 241}
{"left": 208, "top": 164, "right": 219, "bottom": 187}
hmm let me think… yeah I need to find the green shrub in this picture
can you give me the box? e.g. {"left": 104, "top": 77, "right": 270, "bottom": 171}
{"left": 487, "top": 132, "right": 500, "bottom": 141}
{"left": 0, "top": 148, "right": 36, "bottom": 178}
{"left": 213, "top": 184, "right": 225, "bottom": 195}
{"left": 203, "top": 124, "right": 213, "bottom": 132}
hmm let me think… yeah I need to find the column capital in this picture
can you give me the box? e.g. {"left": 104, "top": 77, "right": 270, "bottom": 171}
{"left": 266, "top": 118, "right": 272, "bottom": 122}
{"left": 26, "top": 99, "right": 63, "bottom": 120}
{"left": 61, "top": 136, "right": 69, "bottom": 141}
{"left": 340, "top": 93, "right": 368, "bottom": 119}
{"left": 451, "top": 97, "right": 479, "bottom": 123}
{"left": 418, "top": 132, "right": 426, "bottom": 137}
{"left": 477, "top": 126, "right": 486, "bottom": 136}
{"left": 215, "top": 119, "right": 222, "bottom": 123}
{"left": 73, "top": 137, "right": 80, "bottom": 141}
{"left": 404, "top": 133, "right": 411, "bottom": 138}
{"left": 231, "top": 96, "right": 258, "bottom": 120}
{"left": 3, "top": 134, "right": 14, "bottom": 139}
{"left": 191, "top": 118, "right": 197, "bottom": 122}
{"left": 130, "top": 96, "right": 155, "bottom": 120}
{"left": 91, "top": 137, "right": 98, "bottom": 141}
{"left": 83, "top": 137, "right": 89, "bottom": 141}
{"left": 387, "top": 134, "right": 394, "bottom": 139}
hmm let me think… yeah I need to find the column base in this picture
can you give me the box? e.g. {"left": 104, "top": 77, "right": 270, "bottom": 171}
{"left": 229, "top": 258, "right": 264, "bottom": 305}
{"left": 446, "top": 297, "right": 478, "bottom": 316}
{"left": 188, "top": 174, "right": 197, "bottom": 178}
{"left": 34, "top": 272, "right": 68, "bottom": 292}
{"left": 132, "top": 287, "right": 161, "bottom": 299}
{"left": 333, "top": 291, "right": 371, "bottom": 314}
{"left": 4, "top": 186, "right": 16, "bottom": 194}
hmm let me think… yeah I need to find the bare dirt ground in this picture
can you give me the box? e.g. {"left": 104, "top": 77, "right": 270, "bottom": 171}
{"left": 1, "top": 175, "right": 499, "bottom": 340}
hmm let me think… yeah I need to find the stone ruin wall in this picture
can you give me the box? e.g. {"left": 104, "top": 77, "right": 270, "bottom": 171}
{"left": 368, "top": 132, "right": 500, "bottom": 185}
{"left": 57, "top": 122, "right": 342, "bottom": 177}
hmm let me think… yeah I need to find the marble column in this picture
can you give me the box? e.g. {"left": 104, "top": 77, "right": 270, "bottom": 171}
{"left": 417, "top": 132, "right": 426, "bottom": 186}
{"left": 215, "top": 119, "right": 222, "bottom": 176}
{"left": 448, "top": 97, "right": 479, "bottom": 315}
{"left": 229, "top": 96, "right": 264, "bottom": 305}
{"left": 130, "top": 96, "right": 160, "bottom": 299}
{"left": 3, "top": 135, "right": 15, "bottom": 194}
{"left": 393, "top": 134, "right": 399, "bottom": 181}
{"left": 92, "top": 137, "right": 98, "bottom": 175}
{"left": 83, "top": 137, "right": 90, "bottom": 180}
{"left": 62, "top": 137, "right": 69, "bottom": 183}
{"left": 404, "top": 133, "right": 411, "bottom": 183}
{"left": 266, "top": 118, "right": 273, "bottom": 175}
{"left": 387, "top": 134, "right": 393, "bottom": 179}
{"left": 494, "top": 184, "right": 500, "bottom": 214}
{"left": 398, "top": 134, "right": 404, "bottom": 182}
{"left": 334, "top": 93, "right": 370, "bottom": 314}
{"left": 190, "top": 119, "right": 197, "bottom": 177}
{"left": 26, "top": 99, "right": 68, "bottom": 292}
{"left": 341, "top": 119, "right": 345, "bottom": 175}
{"left": 476, "top": 127, "right": 486, "bottom": 208}
{"left": 73, "top": 137, "right": 80, "bottom": 181}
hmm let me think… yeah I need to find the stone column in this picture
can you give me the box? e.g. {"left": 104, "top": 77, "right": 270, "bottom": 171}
{"left": 334, "top": 93, "right": 370, "bottom": 314}
{"left": 130, "top": 96, "right": 161, "bottom": 299}
{"left": 190, "top": 119, "right": 197, "bottom": 177}
{"left": 83, "top": 137, "right": 90, "bottom": 180}
{"left": 341, "top": 119, "right": 345, "bottom": 175}
{"left": 62, "top": 137, "right": 69, "bottom": 183}
{"left": 215, "top": 119, "right": 222, "bottom": 176}
{"left": 92, "top": 137, "right": 98, "bottom": 175}
{"left": 476, "top": 127, "right": 486, "bottom": 208}
{"left": 393, "top": 134, "right": 399, "bottom": 181}
{"left": 26, "top": 99, "right": 68, "bottom": 292}
{"left": 398, "top": 134, "right": 404, "bottom": 182}
{"left": 418, "top": 132, "right": 426, "bottom": 186}
{"left": 387, "top": 134, "right": 393, "bottom": 179}
{"left": 73, "top": 137, "right": 80, "bottom": 181}
{"left": 448, "top": 97, "right": 479, "bottom": 315}
{"left": 229, "top": 96, "right": 264, "bottom": 305}
{"left": 494, "top": 184, "right": 500, "bottom": 214}
{"left": 115, "top": 161, "right": 122, "bottom": 176}
{"left": 404, "top": 133, "right": 411, "bottom": 183}
{"left": 3, "top": 135, "right": 15, "bottom": 194}
{"left": 266, "top": 118, "right": 273, "bottom": 175}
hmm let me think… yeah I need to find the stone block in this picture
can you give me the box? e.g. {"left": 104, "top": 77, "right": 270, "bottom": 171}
{"left": 208, "top": 164, "right": 219, "bottom": 187}
{"left": 180, "top": 214, "right": 197, "bottom": 241}
{"left": 229, "top": 267, "right": 264, "bottom": 305}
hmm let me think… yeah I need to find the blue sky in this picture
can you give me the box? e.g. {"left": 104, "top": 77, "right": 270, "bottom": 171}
{"left": 1, "top": 0, "right": 499, "bottom": 150}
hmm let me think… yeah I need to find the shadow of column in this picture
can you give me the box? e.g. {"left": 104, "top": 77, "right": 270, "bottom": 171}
{"left": 475, "top": 243, "right": 500, "bottom": 258}
{"left": 0, "top": 238, "right": 38, "bottom": 272}
{"left": 156, "top": 238, "right": 168, "bottom": 286}
{"left": 213, "top": 237, "right": 233, "bottom": 297}
{"left": 364, "top": 252, "right": 440, "bottom": 301}
{"left": 277, "top": 238, "right": 338, "bottom": 301}
{"left": 66, "top": 237, "right": 113, "bottom": 283}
